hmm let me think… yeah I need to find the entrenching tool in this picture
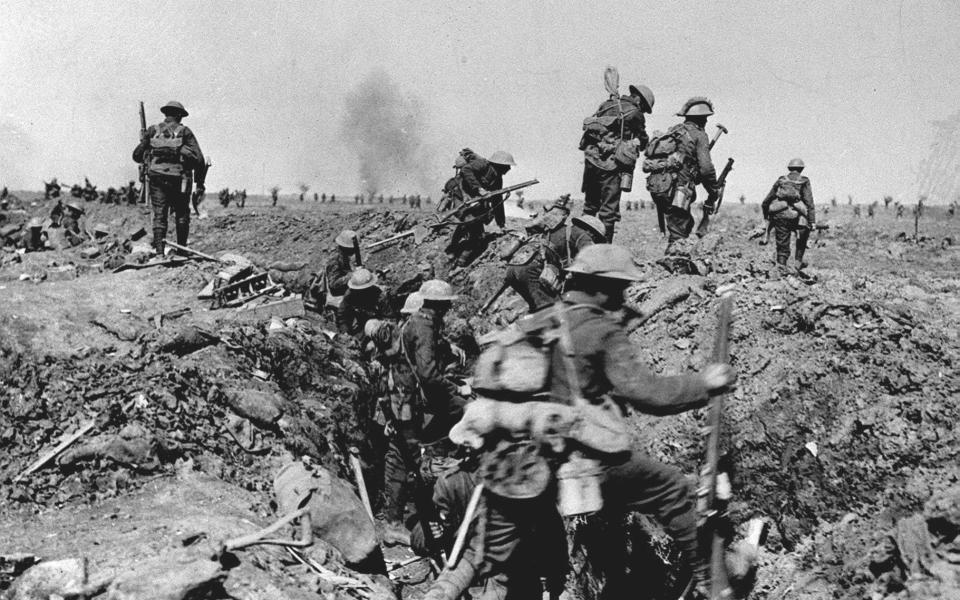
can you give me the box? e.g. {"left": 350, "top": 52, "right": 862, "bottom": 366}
{"left": 693, "top": 291, "right": 734, "bottom": 600}
{"left": 709, "top": 124, "right": 728, "bottom": 150}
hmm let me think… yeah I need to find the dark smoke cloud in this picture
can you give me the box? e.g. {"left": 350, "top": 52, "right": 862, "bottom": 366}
{"left": 340, "top": 70, "right": 439, "bottom": 196}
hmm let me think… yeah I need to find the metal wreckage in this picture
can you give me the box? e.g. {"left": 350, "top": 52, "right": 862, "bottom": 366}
{"left": 1, "top": 72, "right": 960, "bottom": 600}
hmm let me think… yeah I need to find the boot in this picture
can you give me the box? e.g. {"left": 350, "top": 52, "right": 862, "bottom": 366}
{"left": 604, "top": 223, "right": 615, "bottom": 243}
{"left": 795, "top": 248, "right": 808, "bottom": 269}
{"left": 175, "top": 221, "right": 189, "bottom": 246}
{"left": 153, "top": 229, "right": 166, "bottom": 255}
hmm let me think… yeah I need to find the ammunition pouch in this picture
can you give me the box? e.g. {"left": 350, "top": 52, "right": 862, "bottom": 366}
{"left": 646, "top": 170, "right": 676, "bottom": 195}
{"left": 538, "top": 262, "right": 562, "bottom": 295}
{"left": 613, "top": 139, "right": 639, "bottom": 170}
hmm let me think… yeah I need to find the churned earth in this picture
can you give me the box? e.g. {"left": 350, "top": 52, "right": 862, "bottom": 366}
{"left": 1, "top": 191, "right": 958, "bottom": 599}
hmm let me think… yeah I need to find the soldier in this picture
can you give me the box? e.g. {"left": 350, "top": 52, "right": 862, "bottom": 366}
{"left": 126, "top": 180, "right": 138, "bottom": 205}
{"left": 133, "top": 101, "right": 206, "bottom": 254}
{"left": 644, "top": 97, "right": 721, "bottom": 251}
{"left": 581, "top": 83, "right": 654, "bottom": 242}
{"left": 853, "top": 204, "right": 861, "bottom": 217}
{"left": 17, "top": 218, "right": 49, "bottom": 252}
{"left": 437, "top": 155, "right": 466, "bottom": 214}
{"left": 325, "top": 230, "right": 361, "bottom": 297}
{"left": 504, "top": 212, "right": 606, "bottom": 312}
{"left": 761, "top": 158, "right": 816, "bottom": 270}
{"left": 867, "top": 202, "right": 876, "bottom": 218}
{"left": 61, "top": 200, "right": 89, "bottom": 246}
{"left": 70, "top": 184, "right": 83, "bottom": 199}
{"left": 313, "top": 192, "right": 318, "bottom": 202}
{"left": 44, "top": 178, "right": 61, "bottom": 199}
{"left": 410, "top": 456, "right": 568, "bottom": 600}
{"left": 238, "top": 189, "right": 247, "bottom": 208}
{"left": 271, "top": 187, "right": 279, "bottom": 207}
{"left": 321, "top": 193, "right": 327, "bottom": 203}
{"left": 338, "top": 268, "right": 393, "bottom": 336}
{"left": 82, "top": 178, "right": 98, "bottom": 203}
{"left": 450, "top": 149, "right": 516, "bottom": 267}
{"left": 547, "top": 244, "right": 734, "bottom": 598}
{"left": 299, "top": 192, "right": 305, "bottom": 203}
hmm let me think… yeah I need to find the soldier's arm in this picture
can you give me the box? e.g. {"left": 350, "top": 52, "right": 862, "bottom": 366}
{"left": 803, "top": 179, "right": 816, "bottom": 226}
{"left": 132, "top": 125, "right": 154, "bottom": 163}
{"left": 604, "top": 330, "right": 710, "bottom": 415}
{"left": 695, "top": 132, "right": 719, "bottom": 191}
{"left": 180, "top": 127, "right": 205, "bottom": 171}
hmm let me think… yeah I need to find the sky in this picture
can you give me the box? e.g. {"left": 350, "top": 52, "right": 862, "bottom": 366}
{"left": 1, "top": 0, "right": 959, "bottom": 203}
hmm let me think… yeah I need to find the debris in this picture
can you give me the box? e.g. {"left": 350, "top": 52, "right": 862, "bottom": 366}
{"left": 14, "top": 420, "right": 97, "bottom": 482}
{"left": 227, "top": 296, "right": 305, "bottom": 323}
{"left": 5, "top": 558, "right": 87, "bottom": 600}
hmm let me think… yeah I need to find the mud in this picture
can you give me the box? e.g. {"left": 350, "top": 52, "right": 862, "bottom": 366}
{"left": 2, "top": 194, "right": 960, "bottom": 599}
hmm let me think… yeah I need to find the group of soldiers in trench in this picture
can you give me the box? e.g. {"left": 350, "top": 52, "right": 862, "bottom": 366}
{"left": 302, "top": 89, "right": 746, "bottom": 599}
{"left": 7, "top": 92, "right": 940, "bottom": 599}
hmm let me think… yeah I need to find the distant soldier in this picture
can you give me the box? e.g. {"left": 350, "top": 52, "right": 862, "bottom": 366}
{"left": 436, "top": 155, "right": 466, "bottom": 214}
{"left": 330, "top": 193, "right": 336, "bottom": 203}
{"left": 61, "top": 200, "right": 89, "bottom": 246}
{"left": 314, "top": 192, "right": 319, "bottom": 202}
{"left": 83, "top": 178, "right": 98, "bottom": 203}
{"left": 17, "top": 218, "right": 49, "bottom": 252}
{"left": 271, "top": 187, "right": 279, "bottom": 206}
{"left": 883, "top": 195, "right": 893, "bottom": 209}
{"left": 867, "top": 202, "right": 876, "bottom": 218}
{"left": 644, "top": 97, "right": 721, "bottom": 251}
{"left": 324, "top": 230, "right": 361, "bottom": 298}
{"left": 299, "top": 192, "right": 305, "bottom": 203}
{"left": 949, "top": 202, "right": 956, "bottom": 217}
{"left": 238, "top": 189, "right": 247, "bottom": 208}
{"left": 896, "top": 203, "right": 904, "bottom": 219}
{"left": 321, "top": 193, "right": 327, "bottom": 203}
{"left": 49, "top": 198, "right": 64, "bottom": 227}
{"left": 127, "top": 180, "right": 138, "bottom": 205}
{"left": 739, "top": 193, "right": 746, "bottom": 204}
{"left": 106, "top": 187, "right": 118, "bottom": 205}
{"left": 44, "top": 178, "right": 61, "bottom": 199}
{"left": 133, "top": 101, "right": 206, "bottom": 254}
{"left": 853, "top": 204, "right": 861, "bottom": 217}
{"left": 70, "top": 184, "right": 83, "bottom": 198}
{"left": 504, "top": 212, "right": 606, "bottom": 312}
{"left": 581, "top": 82, "right": 654, "bottom": 241}
{"left": 450, "top": 149, "right": 516, "bottom": 266}
{"left": 762, "top": 158, "right": 816, "bottom": 269}
{"left": 338, "top": 268, "right": 393, "bottom": 336}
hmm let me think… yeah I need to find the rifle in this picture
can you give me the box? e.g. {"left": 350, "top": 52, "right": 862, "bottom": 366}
{"left": 352, "top": 234, "right": 363, "bottom": 267}
{"left": 696, "top": 159, "right": 734, "bottom": 237}
{"left": 138, "top": 101, "right": 150, "bottom": 208}
{"left": 378, "top": 396, "right": 446, "bottom": 567}
{"left": 434, "top": 179, "right": 539, "bottom": 226}
{"left": 479, "top": 281, "right": 510, "bottom": 314}
{"left": 697, "top": 293, "right": 734, "bottom": 600}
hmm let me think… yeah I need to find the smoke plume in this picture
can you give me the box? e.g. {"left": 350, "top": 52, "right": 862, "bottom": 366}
{"left": 340, "top": 70, "right": 439, "bottom": 196}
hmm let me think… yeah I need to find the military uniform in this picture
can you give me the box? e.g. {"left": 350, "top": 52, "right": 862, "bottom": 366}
{"left": 546, "top": 290, "right": 713, "bottom": 596}
{"left": 761, "top": 171, "right": 815, "bottom": 267}
{"left": 132, "top": 102, "right": 206, "bottom": 254}
{"left": 338, "top": 287, "right": 392, "bottom": 335}
{"left": 504, "top": 217, "right": 601, "bottom": 312}
{"left": 324, "top": 251, "right": 354, "bottom": 297}
{"left": 653, "top": 120, "right": 719, "bottom": 243}
{"left": 411, "top": 466, "right": 568, "bottom": 600}
{"left": 453, "top": 151, "right": 508, "bottom": 266}
{"left": 581, "top": 93, "right": 648, "bottom": 241}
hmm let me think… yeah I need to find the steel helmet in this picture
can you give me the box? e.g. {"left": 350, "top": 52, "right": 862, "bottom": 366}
{"left": 571, "top": 215, "right": 606, "bottom": 239}
{"left": 400, "top": 291, "right": 424, "bottom": 314}
{"left": 65, "top": 200, "right": 84, "bottom": 213}
{"left": 628, "top": 84, "right": 655, "bottom": 113}
{"left": 677, "top": 96, "right": 714, "bottom": 117}
{"left": 419, "top": 279, "right": 458, "bottom": 301}
{"left": 566, "top": 244, "right": 642, "bottom": 281}
{"left": 347, "top": 268, "right": 378, "bottom": 290}
{"left": 788, "top": 158, "right": 805, "bottom": 170}
{"left": 335, "top": 229, "right": 358, "bottom": 248}
{"left": 364, "top": 318, "right": 385, "bottom": 339}
{"left": 160, "top": 101, "right": 189, "bottom": 117}
{"left": 27, "top": 217, "right": 43, "bottom": 229}
{"left": 488, "top": 151, "right": 516, "bottom": 166}
{"left": 453, "top": 155, "right": 467, "bottom": 169}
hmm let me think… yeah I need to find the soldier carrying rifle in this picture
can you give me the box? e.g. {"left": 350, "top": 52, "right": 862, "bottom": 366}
{"left": 761, "top": 158, "right": 816, "bottom": 270}
{"left": 133, "top": 101, "right": 207, "bottom": 255}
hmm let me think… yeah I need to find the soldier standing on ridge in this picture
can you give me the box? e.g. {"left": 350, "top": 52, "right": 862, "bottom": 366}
{"left": 581, "top": 82, "right": 654, "bottom": 242}
{"left": 133, "top": 101, "right": 207, "bottom": 254}
{"left": 761, "top": 158, "right": 816, "bottom": 270}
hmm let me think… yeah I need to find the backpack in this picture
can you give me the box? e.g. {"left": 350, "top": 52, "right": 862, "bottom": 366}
{"left": 775, "top": 175, "right": 804, "bottom": 202}
{"left": 148, "top": 122, "right": 185, "bottom": 177}
{"left": 470, "top": 304, "right": 631, "bottom": 455}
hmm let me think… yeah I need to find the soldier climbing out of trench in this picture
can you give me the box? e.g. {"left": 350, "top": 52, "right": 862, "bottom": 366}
{"left": 447, "top": 244, "right": 736, "bottom": 600}
{"left": 338, "top": 268, "right": 394, "bottom": 336}
{"left": 761, "top": 158, "right": 816, "bottom": 271}
{"left": 643, "top": 97, "right": 721, "bottom": 253}
{"left": 309, "top": 229, "right": 361, "bottom": 311}
{"left": 132, "top": 101, "right": 207, "bottom": 255}
{"left": 502, "top": 197, "right": 606, "bottom": 312}
{"left": 449, "top": 149, "right": 517, "bottom": 267}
